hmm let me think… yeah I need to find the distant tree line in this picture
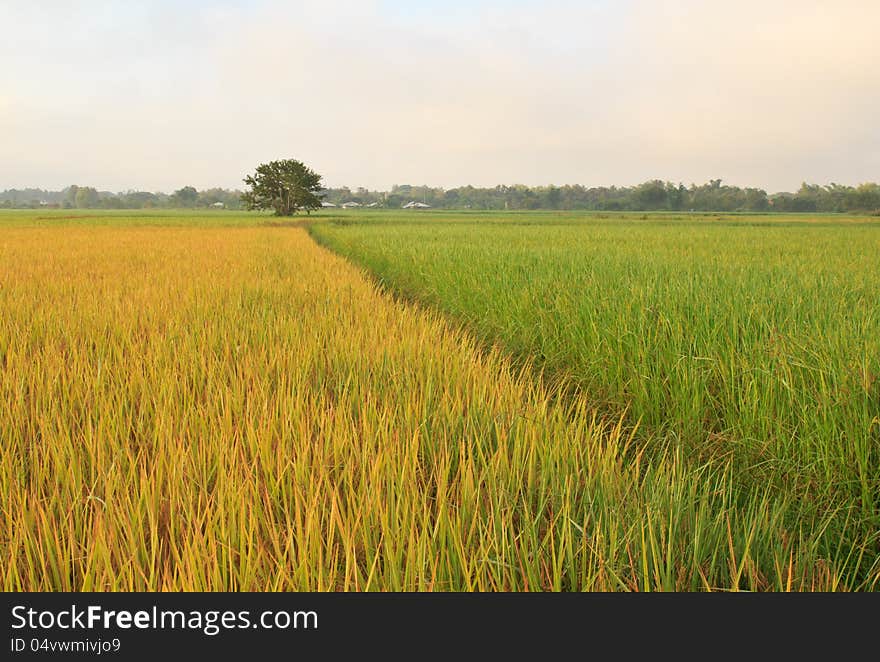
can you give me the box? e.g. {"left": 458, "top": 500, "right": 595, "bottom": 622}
{"left": 3, "top": 180, "right": 879, "bottom": 213}
{"left": 0, "top": 185, "right": 244, "bottom": 210}
{"left": 323, "top": 180, "right": 880, "bottom": 213}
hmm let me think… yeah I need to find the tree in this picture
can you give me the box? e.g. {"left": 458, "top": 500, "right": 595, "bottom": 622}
{"left": 63, "top": 185, "right": 80, "bottom": 208}
{"left": 171, "top": 185, "right": 198, "bottom": 208}
{"left": 634, "top": 180, "right": 667, "bottom": 209}
{"left": 74, "top": 186, "right": 99, "bottom": 208}
{"left": 241, "top": 159, "right": 323, "bottom": 216}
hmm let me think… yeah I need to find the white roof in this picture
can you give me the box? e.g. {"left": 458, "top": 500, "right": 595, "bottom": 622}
{"left": 321, "top": 201, "right": 337, "bottom": 207}
{"left": 403, "top": 201, "right": 431, "bottom": 208}
{"left": 341, "top": 201, "right": 362, "bottom": 207}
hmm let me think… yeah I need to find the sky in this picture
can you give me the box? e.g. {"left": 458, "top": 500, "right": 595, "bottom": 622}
{"left": 1, "top": 0, "right": 878, "bottom": 193}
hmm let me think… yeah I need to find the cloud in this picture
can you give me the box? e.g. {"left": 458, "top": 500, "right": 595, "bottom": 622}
{"left": 1, "top": 0, "right": 877, "bottom": 192}
{"left": 606, "top": 0, "right": 880, "bottom": 189}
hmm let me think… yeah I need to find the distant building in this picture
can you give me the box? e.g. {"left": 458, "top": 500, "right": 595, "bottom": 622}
{"left": 365, "top": 202, "right": 379, "bottom": 207}
{"left": 341, "top": 201, "right": 362, "bottom": 208}
{"left": 321, "top": 201, "right": 337, "bottom": 208}
{"left": 403, "top": 201, "right": 431, "bottom": 209}
{"left": 212, "top": 201, "right": 225, "bottom": 208}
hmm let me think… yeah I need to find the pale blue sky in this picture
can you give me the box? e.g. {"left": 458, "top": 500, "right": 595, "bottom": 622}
{"left": 1, "top": 1, "right": 877, "bottom": 192}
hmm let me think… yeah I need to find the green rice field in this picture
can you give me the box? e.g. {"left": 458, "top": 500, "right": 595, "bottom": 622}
{"left": 312, "top": 211, "right": 880, "bottom": 588}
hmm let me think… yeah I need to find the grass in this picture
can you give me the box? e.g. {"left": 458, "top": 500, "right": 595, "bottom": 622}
{"left": 2, "top": 211, "right": 877, "bottom": 590}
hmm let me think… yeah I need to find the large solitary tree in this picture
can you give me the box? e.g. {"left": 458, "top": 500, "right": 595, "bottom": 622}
{"left": 241, "top": 159, "right": 323, "bottom": 216}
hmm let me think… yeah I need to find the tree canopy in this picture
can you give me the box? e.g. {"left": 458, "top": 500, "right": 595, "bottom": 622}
{"left": 241, "top": 159, "right": 323, "bottom": 216}
{"left": 170, "top": 185, "right": 198, "bottom": 208}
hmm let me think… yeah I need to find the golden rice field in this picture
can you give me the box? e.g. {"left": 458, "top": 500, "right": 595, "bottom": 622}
{"left": 1, "top": 213, "right": 875, "bottom": 590}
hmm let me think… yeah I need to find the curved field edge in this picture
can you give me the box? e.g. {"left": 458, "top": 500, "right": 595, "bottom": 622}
{"left": 309, "top": 218, "right": 880, "bottom": 590}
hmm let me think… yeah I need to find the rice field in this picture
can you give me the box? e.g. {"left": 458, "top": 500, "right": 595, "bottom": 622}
{"left": 312, "top": 212, "right": 880, "bottom": 589}
{"left": 2, "top": 210, "right": 878, "bottom": 590}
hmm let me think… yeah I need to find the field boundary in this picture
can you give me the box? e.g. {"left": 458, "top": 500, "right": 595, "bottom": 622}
{"left": 307, "top": 222, "right": 651, "bottom": 444}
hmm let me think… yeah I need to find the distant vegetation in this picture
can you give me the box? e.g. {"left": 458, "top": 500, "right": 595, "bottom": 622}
{"left": 0, "top": 184, "right": 244, "bottom": 210}
{"left": 323, "top": 180, "right": 880, "bottom": 213}
{"left": 3, "top": 179, "right": 879, "bottom": 213}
